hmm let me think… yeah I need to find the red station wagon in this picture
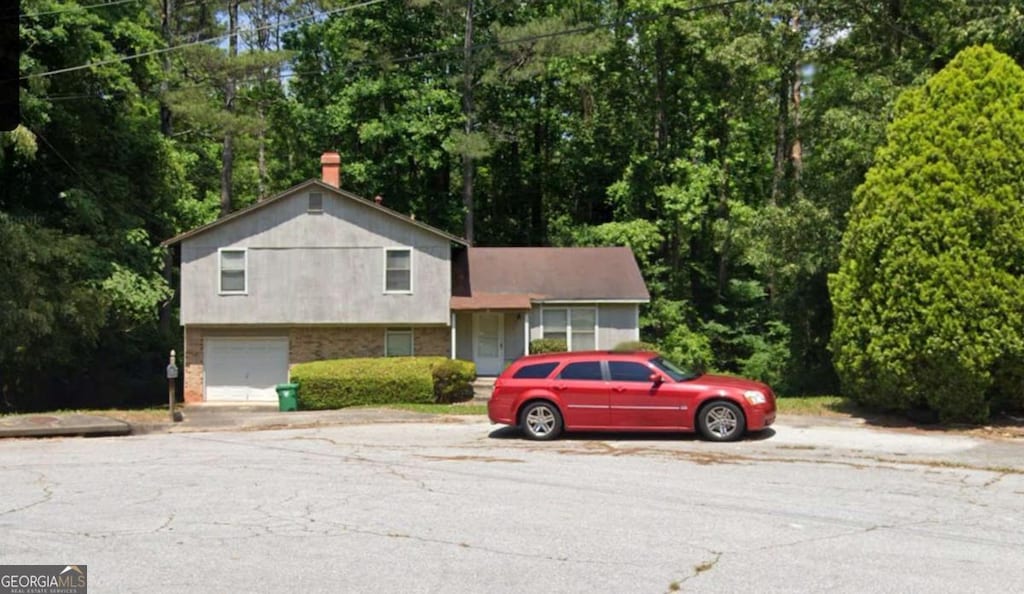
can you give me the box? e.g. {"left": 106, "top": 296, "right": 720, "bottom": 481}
{"left": 487, "top": 351, "right": 776, "bottom": 441}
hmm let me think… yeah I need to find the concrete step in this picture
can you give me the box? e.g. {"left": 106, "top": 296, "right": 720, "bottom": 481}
{"left": 472, "top": 377, "right": 496, "bottom": 401}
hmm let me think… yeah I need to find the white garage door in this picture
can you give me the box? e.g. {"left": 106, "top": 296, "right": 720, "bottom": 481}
{"left": 204, "top": 338, "right": 289, "bottom": 402}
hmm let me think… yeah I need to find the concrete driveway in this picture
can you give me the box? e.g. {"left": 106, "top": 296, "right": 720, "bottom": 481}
{"left": 1, "top": 418, "right": 1021, "bottom": 593}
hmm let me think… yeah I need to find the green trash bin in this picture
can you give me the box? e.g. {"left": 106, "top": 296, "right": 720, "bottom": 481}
{"left": 276, "top": 383, "right": 298, "bottom": 412}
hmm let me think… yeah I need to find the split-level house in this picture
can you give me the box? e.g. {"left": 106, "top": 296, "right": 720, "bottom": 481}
{"left": 162, "top": 152, "right": 650, "bottom": 404}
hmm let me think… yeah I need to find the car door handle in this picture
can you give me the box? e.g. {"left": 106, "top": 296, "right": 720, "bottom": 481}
{"left": 612, "top": 387, "right": 626, "bottom": 393}
{"left": 554, "top": 385, "right": 568, "bottom": 391}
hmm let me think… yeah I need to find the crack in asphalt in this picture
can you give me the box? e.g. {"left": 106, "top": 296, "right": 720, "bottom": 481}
{"left": 309, "top": 518, "right": 667, "bottom": 569}
{"left": 675, "top": 551, "right": 723, "bottom": 590}
{"left": 0, "top": 470, "right": 53, "bottom": 517}
{"left": 983, "top": 473, "right": 1007, "bottom": 488}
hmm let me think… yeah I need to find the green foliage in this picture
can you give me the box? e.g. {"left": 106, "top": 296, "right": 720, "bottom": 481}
{"left": 6, "top": 0, "right": 1020, "bottom": 412}
{"left": 291, "top": 357, "right": 436, "bottom": 410}
{"left": 830, "top": 46, "right": 1024, "bottom": 423}
{"left": 660, "top": 321, "right": 715, "bottom": 374}
{"left": 530, "top": 339, "right": 568, "bottom": 354}
{"left": 290, "top": 357, "right": 476, "bottom": 409}
{"left": 736, "top": 321, "right": 791, "bottom": 390}
{"left": 431, "top": 359, "right": 477, "bottom": 404}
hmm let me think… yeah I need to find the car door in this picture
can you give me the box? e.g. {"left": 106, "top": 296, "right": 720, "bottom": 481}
{"left": 552, "top": 360, "right": 609, "bottom": 429}
{"left": 608, "top": 360, "right": 690, "bottom": 429}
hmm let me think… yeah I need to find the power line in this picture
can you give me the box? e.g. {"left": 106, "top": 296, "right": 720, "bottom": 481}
{"left": 24, "top": 0, "right": 751, "bottom": 98}
{"left": 242, "top": 0, "right": 753, "bottom": 85}
{"left": 307, "top": 0, "right": 751, "bottom": 70}
{"left": 20, "top": 0, "right": 387, "bottom": 81}
{"left": 21, "top": 0, "right": 142, "bottom": 20}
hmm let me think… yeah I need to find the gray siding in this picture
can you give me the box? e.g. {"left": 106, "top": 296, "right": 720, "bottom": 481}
{"left": 503, "top": 313, "right": 527, "bottom": 363}
{"left": 454, "top": 312, "right": 473, "bottom": 361}
{"left": 595, "top": 304, "right": 640, "bottom": 349}
{"left": 529, "top": 303, "right": 640, "bottom": 350}
{"left": 181, "top": 189, "right": 452, "bottom": 325}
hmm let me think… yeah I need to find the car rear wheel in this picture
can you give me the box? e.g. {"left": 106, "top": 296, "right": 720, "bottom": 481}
{"left": 520, "top": 402, "right": 563, "bottom": 441}
{"left": 697, "top": 401, "right": 745, "bottom": 442}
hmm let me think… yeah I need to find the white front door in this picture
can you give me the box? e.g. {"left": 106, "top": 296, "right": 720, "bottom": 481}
{"left": 204, "top": 338, "right": 289, "bottom": 402}
{"left": 473, "top": 313, "right": 504, "bottom": 376}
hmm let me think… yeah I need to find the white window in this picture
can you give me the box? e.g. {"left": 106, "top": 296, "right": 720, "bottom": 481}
{"left": 385, "top": 328, "right": 414, "bottom": 356}
{"left": 219, "top": 249, "right": 247, "bottom": 294}
{"left": 542, "top": 307, "right": 597, "bottom": 351}
{"left": 542, "top": 309, "right": 568, "bottom": 342}
{"left": 384, "top": 248, "right": 412, "bottom": 293}
{"left": 571, "top": 308, "right": 597, "bottom": 350}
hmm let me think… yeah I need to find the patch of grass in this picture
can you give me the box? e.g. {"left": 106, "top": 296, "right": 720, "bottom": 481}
{"left": 776, "top": 395, "right": 857, "bottom": 416}
{"left": 35, "top": 408, "right": 172, "bottom": 424}
{"left": 377, "top": 403, "right": 487, "bottom": 416}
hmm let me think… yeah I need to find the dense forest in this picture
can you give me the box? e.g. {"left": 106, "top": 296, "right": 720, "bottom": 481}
{"left": 1, "top": 0, "right": 1022, "bottom": 415}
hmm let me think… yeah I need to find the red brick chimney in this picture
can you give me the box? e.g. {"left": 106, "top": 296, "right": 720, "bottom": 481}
{"left": 320, "top": 151, "right": 341, "bottom": 188}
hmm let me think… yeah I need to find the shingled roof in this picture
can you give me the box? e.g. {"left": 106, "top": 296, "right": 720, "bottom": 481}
{"left": 451, "top": 247, "right": 649, "bottom": 310}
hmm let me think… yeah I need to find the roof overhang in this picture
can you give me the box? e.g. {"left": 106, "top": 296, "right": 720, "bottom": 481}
{"left": 450, "top": 295, "right": 649, "bottom": 311}
{"left": 532, "top": 299, "right": 649, "bottom": 305}
{"left": 450, "top": 293, "right": 535, "bottom": 311}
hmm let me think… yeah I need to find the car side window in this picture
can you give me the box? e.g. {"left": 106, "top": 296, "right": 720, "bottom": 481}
{"left": 558, "top": 361, "right": 603, "bottom": 381}
{"left": 513, "top": 362, "right": 559, "bottom": 379}
{"left": 609, "top": 361, "right": 654, "bottom": 382}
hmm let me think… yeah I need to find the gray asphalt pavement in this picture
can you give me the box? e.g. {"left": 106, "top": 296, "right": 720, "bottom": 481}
{"left": 1, "top": 419, "right": 1022, "bottom": 593}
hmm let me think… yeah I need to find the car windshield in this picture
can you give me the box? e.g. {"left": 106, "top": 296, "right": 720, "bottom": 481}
{"left": 650, "top": 356, "right": 699, "bottom": 382}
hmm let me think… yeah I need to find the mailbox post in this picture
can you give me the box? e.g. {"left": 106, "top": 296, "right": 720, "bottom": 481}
{"left": 167, "top": 350, "right": 180, "bottom": 422}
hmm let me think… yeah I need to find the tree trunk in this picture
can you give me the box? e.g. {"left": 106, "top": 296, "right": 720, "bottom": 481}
{"left": 220, "top": 0, "right": 239, "bottom": 217}
{"left": 461, "top": 0, "right": 475, "bottom": 245}
{"left": 790, "top": 12, "right": 803, "bottom": 190}
{"left": 159, "top": 0, "right": 174, "bottom": 137}
{"left": 160, "top": 248, "right": 173, "bottom": 337}
{"left": 257, "top": 107, "right": 267, "bottom": 199}
{"left": 716, "top": 105, "right": 731, "bottom": 300}
{"left": 770, "top": 64, "right": 790, "bottom": 206}
{"left": 531, "top": 119, "right": 544, "bottom": 245}
{"left": 158, "top": 0, "right": 175, "bottom": 335}
{"left": 888, "top": 0, "right": 903, "bottom": 58}
{"left": 654, "top": 33, "right": 667, "bottom": 156}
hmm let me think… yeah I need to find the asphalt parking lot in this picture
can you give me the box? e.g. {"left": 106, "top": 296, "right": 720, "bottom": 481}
{"left": 1, "top": 418, "right": 1022, "bottom": 593}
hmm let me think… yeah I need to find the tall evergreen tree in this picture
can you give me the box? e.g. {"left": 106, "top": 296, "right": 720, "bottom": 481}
{"left": 830, "top": 45, "right": 1024, "bottom": 422}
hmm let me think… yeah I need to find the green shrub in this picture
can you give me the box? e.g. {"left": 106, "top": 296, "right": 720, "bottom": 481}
{"left": 431, "top": 358, "right": 477, "bottom": 403}
{"left": 291, "top": 357, "right": 434, "bottom": 410}
{"left": 612, "top": 341, "right": 659, "bottom": 352}
{"left": 661, "top": 324, "right": 714, "bottom": 373}
{"left": 291, "top": 357, "right": 477, "bottom": 409}
{"left": 530, "top": 339, "right": 568, "bottom": 354}
{"left": 829, "top": 46, "right": 1024, "bottom": 423}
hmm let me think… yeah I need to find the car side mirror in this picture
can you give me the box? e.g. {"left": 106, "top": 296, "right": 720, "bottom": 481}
{"left": 649, "top": 373, "right": 663, "bottom": 385}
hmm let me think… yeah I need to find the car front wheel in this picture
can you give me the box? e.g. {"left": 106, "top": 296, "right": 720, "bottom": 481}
{"left": 697, "top": 401, "right": 745, "bottom": 442}
{"left": 520, "top": 402, "right": 563, "bottom": 441}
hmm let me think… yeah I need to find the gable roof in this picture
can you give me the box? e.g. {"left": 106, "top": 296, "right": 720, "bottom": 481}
{"left": 161, "top": 179, "right": 468, "bottom": 247}
{"left": 451, "top": 247, "right": 650, "bottom": 310}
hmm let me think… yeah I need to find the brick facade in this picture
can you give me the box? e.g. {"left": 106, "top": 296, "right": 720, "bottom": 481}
{"left": 183, "top": 325, "right": 452, "bottom": 403}
{"left": 414, "top": 327, "right": 450, "bottom": 358}
{"left": 183, "top": 326, "right": 204, "bottom": 403}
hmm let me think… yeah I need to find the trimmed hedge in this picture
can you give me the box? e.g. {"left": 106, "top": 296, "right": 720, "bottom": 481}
{"left": 530, "top": 339, "right": 568, "bottom": 354}
{"left": 291, "top": 357, "right": 476, "bottom": 410}
{"left": 612, "top": 341, "right": 659, "bottom": 352}
{"left": 432, "top": 358, "right": 476, "bottom": 403}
